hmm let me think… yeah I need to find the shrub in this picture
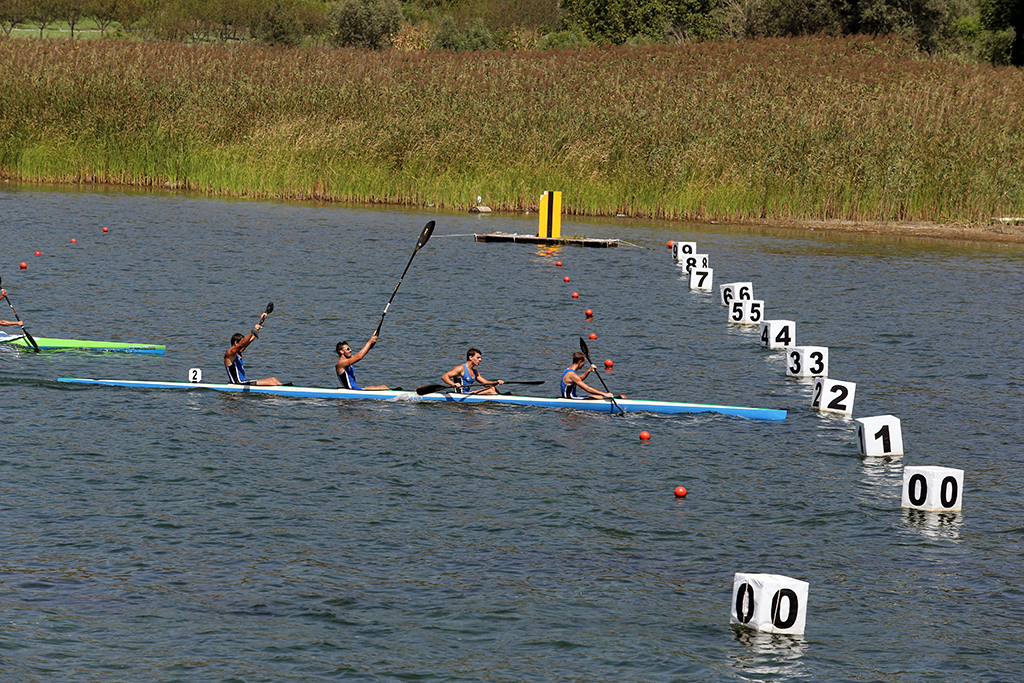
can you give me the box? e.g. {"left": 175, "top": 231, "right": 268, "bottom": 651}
{"left": 328, "top": 0, "right": 402, "bottom": 49}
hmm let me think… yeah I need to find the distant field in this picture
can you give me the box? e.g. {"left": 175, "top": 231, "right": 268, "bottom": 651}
{"left": 1, "top": 34, "right": 1022, "bottom": 225}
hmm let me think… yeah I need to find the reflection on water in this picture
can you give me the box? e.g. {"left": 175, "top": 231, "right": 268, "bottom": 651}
{"left": 730, "top": 627, "right": 809, "bottom": 681}
{"left": 860, "top": 455, "right": 904, "bottom": 488}
{"left": 904, "top": 508, "right": 962, "bottom": 541}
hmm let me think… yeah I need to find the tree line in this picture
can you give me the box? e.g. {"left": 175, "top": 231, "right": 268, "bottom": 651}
{"left": 0, "top": 0, "right": 1021, "bottom": 65}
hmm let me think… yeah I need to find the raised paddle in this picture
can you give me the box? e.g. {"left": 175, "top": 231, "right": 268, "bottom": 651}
{"left": 415, "top": 381, "right": 545, "bottom": 396}
{"left": 579, "top": 337, "right": 624, "bottom": 414}
{"left": 253, "top": 302, "right": 274, "bottom": 336}
{"left": 370, "top": 221, "right": 435, "bottom": 349}
{"left": 0, "top": 276, "right": 41, "bottom": 352}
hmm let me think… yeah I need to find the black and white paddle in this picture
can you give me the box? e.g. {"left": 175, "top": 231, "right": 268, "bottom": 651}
{"left": 253, "top": 302, "right": 274, "bottom": 337}
{"left": 415, "top": 380, "right": 544, "bottom": 396}
{"left": 371, "top": 221, "right": 435, "bottom": 348}
{"left": 0, "top": 276, "right": 41, "bottom": 352}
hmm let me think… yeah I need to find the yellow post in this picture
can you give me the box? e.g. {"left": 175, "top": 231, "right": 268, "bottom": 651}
{"left": 538, "top": 191, "right": 561, "bottom": 239}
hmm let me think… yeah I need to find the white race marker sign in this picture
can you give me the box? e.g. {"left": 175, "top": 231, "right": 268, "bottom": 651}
{"left": 189, "top": 368, "right": 203, "bottom": 383}
{"left": 902, "top": 466, "right": 963, "bottom": 511}
{"left": 731, "top": 572, "right": 809, "bottom": 635}
{"left": 787, "top": 346, "right": 828, "bottom": 378}
{"left": 672, "top": 241, "right": 697, "bottom": 262}
{"left": 689, "top": 268, "right": 714, "bottom": 291}
{"left": 729, "top": 300, "right": 764, "bottom": 325}
{"left": 760, "top": 320, "right": 795, "bottom": 349}
{"left": 855, "top": 415, "right": 904, "bottom": 456}
{"left": 720, "top": 282, "right": 753, "bottom": 307}
{"left": 812, "top": 378, "right": 856, "bottom": 415}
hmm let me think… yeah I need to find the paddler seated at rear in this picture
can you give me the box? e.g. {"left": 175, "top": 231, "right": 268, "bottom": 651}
{"left": 441, "top": 347, "right": 504, "bottom": 395}
{"left": 224, "top": 324, "right": 282, "bottom": 386}
{"left": 335, "top": 334, "right": 389, "bottom": 391}
{"left": 561, "top": 351, "right": 613, "bottom": 400}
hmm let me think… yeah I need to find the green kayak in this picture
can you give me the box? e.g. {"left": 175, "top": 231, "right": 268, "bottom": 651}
{"left": 1, "top": 334, "right": 165, "bottom": 354}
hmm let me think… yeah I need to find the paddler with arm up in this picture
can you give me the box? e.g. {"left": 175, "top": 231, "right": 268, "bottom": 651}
{"left": 224, "top": 323, "right": 282, "bottom": 386}
{"left": 441, "top": 347, "right": 504, "bottom": 395}
{"left": 335, "top": 334, "right": 389, "bottom": 390}
{"left": 560, "top": 351, "right": 613, "bottom": 399}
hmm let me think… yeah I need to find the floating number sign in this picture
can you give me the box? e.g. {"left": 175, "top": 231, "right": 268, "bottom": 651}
{"left": 189, "top": 368, "right": 203, "bottom": 383}
{"left": 720, "top": 282, "right": 753, "bottom": 306}
{"left": 855, "top": 415, "right": 904, "bottom": 456}
{"left": 689, "top": 268, "right": 713, "bottom": 291}
{"left": 730, "top": 573, "right": 809, "bottom": 635}
{"left": 672, "top": 241, "right": 697, "bottom": 261}
{"left": 787, "top": 346, "right": 828, "bottom": 377}
{"left": 812, "top": 378, "right": 856, "bottom": 415}
{"left": 760, "top": 320, "right": 795, "bottom": 349}
{"left": 902, "top": 466, "right": 963, "bottom": 511}
{"left": 681, "top": 253, "right": 709, "bottom": 272}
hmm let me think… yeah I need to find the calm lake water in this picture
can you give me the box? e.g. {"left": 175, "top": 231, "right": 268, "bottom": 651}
{"left": 1, "top": 185, "right": 1022, "bottom": 682}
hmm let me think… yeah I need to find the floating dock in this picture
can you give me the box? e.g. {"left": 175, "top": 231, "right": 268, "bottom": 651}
{"left": 474, "top": 232, "right": 618, "bottom": 248}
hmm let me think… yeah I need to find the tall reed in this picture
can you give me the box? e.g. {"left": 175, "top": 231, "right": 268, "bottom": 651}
{"left": 1, "top": 35, "right": 1021, "bottom": 224}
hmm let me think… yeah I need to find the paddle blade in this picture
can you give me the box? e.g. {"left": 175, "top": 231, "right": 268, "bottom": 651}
{"left": 266, "top": 302, "right": 274, "bottom": 314}
{"left": 579, "top": 337, "right": 590, "bottom": 359}
{"left": 416, "top": 221, "right": 435, "bottom": 250}
{"left": 22, "top": 329, "right": 41, "bottom": 353}
{"left": 416, "top": 383, "right": 446, "bottom": 395}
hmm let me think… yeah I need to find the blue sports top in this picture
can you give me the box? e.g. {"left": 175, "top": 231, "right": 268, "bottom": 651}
{"left": 226, "top": 354, "right": 246, "bottom": 384}
{"left": 338, "top": 364, "right": 361, "bottom": 390}
{"left": 560, "top": 368, "right": 582, "bottom": 399}
{"left": 458, "top": 363, "right": 476, "bottom": 394}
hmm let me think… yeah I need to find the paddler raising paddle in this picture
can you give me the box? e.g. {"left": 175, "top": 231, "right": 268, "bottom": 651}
{"left": 560, "top": 351, "right": 613, "bottom": 400}
{"left": 441, "top": 347, "right": 503, "bottom": 395}
{"left": 224, "top": 323, "right": 282, "bottom": 386}
{"left": 335, "top": 334, "right": 389, "bottom": 391}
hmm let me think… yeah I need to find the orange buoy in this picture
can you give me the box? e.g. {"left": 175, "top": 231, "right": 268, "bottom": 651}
{"left": 589, "top": 333, "right": 597, "bottom": 340}
{"left": 639, "top": 431, "right": 651, "bottom": 441}
{"left": 556, "top": 261, "right": 563, "bottom": 267}
{"left": 563, "top": 276, "right": 570, "bottom": 283}
{"left": 34, "top": 251, "right": 41, "bottom": 256}
{"left": 19, "top": 262, "right": 27, "bottom": 270}
{"left": 674, "top": 486, "right": 687, "bottom": 497}
{"left": 604, "top": 359, "right": 613, "bottom": 368}
{"left": 572, "top": 292, "right": 579, "bottom": 299}
{"left": 71, "top": 238, "right": 77, "bottom": 244}
{"left": 102, "top": 227, "right": 108, "bottom": 233}
{"left": 667, "top": 240, "right": 674, "bottom": 248}
{"left": 585, "top": 309, "right": 593, "bottom": 317}
{"left": 546, "top": 249, "right": 552, "bottom": 255}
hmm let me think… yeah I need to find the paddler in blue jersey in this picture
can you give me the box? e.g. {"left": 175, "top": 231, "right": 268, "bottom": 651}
{"left": 224, "top": 324, "right": 283, "bottom": 386}
{"left": 560, "top": 352, "right": 613, "bottom": 399}
{"left": 441, "top": 347, "right": 504, "bottom": 394}
{"left": 335, "top": 334, "right": 389, "bottom": 391}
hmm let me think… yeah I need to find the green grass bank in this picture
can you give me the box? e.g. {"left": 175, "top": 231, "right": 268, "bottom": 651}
{"left": 2, "top": 35, "right": 1022, "bottom": 225}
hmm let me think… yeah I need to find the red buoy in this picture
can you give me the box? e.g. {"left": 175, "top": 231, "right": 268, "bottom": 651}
{"left": 102, "top": 227, "right": 108, "bottom": 233}
{"left": 572, "top": 292, "right": 579, "bottom": 299}
{"left": 674, "top": 486, "right": 687, "bottom": 497}
{"left": 604, "top": 359, "right": 613, "bottom": 368}
{"left": 19, "top": 262, "right": 27, "bottom": 270}
{"left": 585, "top": 309, "right": 593, "bottom": 317}
{"left": 556, "top": 261, "right": 563, "bottom": 267}
{"left": 639, "top": 431, "right": 651, "bottom": 441}
{"left": 71, "top": 238, "right": 77, "bottom": 244}
{"left": 667, "top": 240, "right": 674, "bottom": 248}
{"left": 589, "top": 333, "right": 597, "bottom": 340}
{"left": 563, "top": 276, "right": 570, "bottom": 283}
{"left": 34, "top": 251, "right": 41, "bottom": 256}
{"left": 546, "top": 250, "right": 552, "bottom": 255}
